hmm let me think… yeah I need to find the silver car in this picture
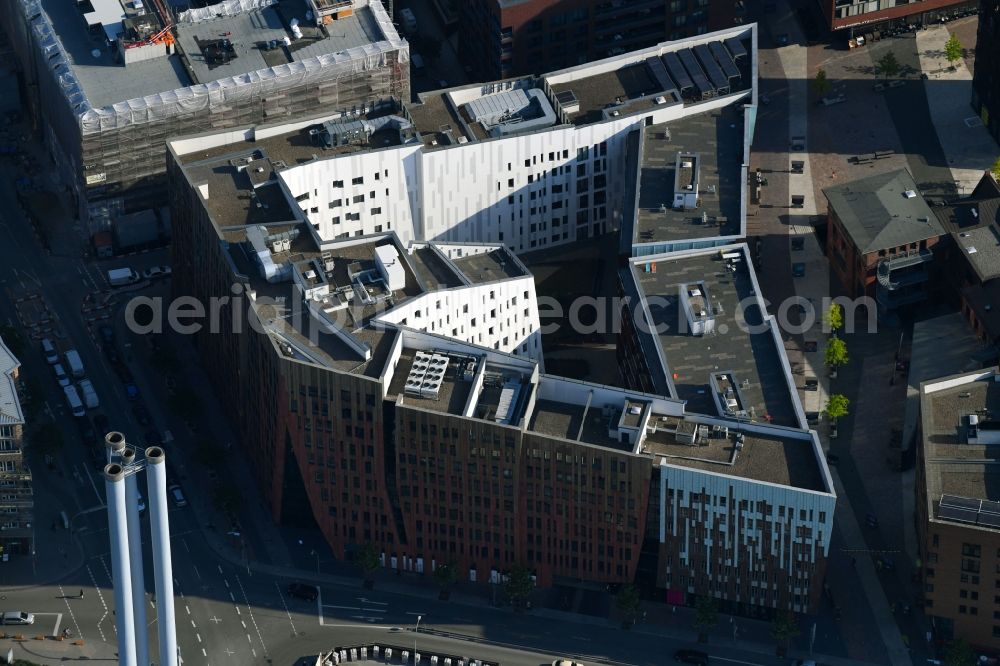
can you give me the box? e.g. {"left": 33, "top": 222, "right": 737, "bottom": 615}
{"left": 1, "top": 611, "right": 34, "bottom": 625}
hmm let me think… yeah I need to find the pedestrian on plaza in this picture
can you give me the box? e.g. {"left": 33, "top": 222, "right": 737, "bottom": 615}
{"left": 79, "top": 589, "right": 84, "bottom": 599}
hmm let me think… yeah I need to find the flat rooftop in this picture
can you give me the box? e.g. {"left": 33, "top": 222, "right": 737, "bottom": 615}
{"left": 644, "top": 416, "right": 826, "bottom": 491}
{"left": 921, "top": 372, "right": 1000, "bottom": 523}
{"left": 635, "top": 107, "right": 743, "bottom": 244}
{"left": 177, "top": 104, "right": 406, "bottom": 229}
{"left": 406, "top": 91, "right": 473, "bottom": 150}
{"left": 41, "top": 0, "right": 388, "bottom": 110}
{"left": 546, "top": 34, "right": 753, "bottom": 127}
{"left": 627, "top": 248, "right": 799, "bottom": 427}
{"left": 175, "top": 0, "right": 384, "bottom": 85}
{"left": 408, "top": 247, "right": 466, "bottom": 290}
{"left": 223, "top": 230, "right": 419, "bottom": 375}
{"left": 450, "top": 248, "right": 526, "bottom": 284}
{"left": 528, "top": 399, "right": 635, "bottom": 452}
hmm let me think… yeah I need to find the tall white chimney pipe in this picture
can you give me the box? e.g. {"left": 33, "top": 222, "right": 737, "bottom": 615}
{"left": 145, "top": 447, "right": 177, "bottom": 666}
{"left": 120, "top": 448, "right": 150, "bottom": 666}
{"left": 104, "top": 462, "right": 138, "bottom": 666}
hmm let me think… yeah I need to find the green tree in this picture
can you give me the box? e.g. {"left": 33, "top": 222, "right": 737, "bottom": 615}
{"left": 944, "top": 34, "right": 964, "bottom": 66}
{"left": 615, "top": 583, "right": 642, "bottom": 628}
{"left": 355, "top": 542, "right": 381, "bottom": 588}
{"left": 504, "top": 564, "right": 535, "bottom": 611}
{"left": 824, "top": 337, "right": 849, "bottom": 367}
{"left": 991, "top": 156, "right": 1000, "bottom": 180}
{"left": 876, "top": 51, "right": 900, "bottom": 80}
{"left": 823, "top": 303, "right": 843, "bottom": 332}
{"left": 825, "top": 394, "right": 850, "bottom": 420}
{"left": 771, "top": 612, "right": 800, "bottom": 656}
{"left": 433, "top": 562, "right": 458, "bottom": 600}
{"left": 693, "top": 595, "right": 718, "bottom": 642}
{"left": 944, "top": 638, "right": 977, "bottom": 666}
{"left": 812, "top": 68, "right": 830, "bottom": 96}
{"left": 32, "top": 422, "right": 64, "bottom": 456}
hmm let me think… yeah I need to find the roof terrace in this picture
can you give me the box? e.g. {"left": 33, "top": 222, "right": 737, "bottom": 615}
{"left": 450, "top": 248, "right": 527, "bottom": 285}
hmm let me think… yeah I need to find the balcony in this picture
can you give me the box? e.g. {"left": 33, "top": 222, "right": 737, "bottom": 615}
{"left": 876, "top": 249, "right": 933, "bottom": 290}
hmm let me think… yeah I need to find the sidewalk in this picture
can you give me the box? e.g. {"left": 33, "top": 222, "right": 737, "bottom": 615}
{"left": 915, "top": 25, "right": 999, "bottom": 193}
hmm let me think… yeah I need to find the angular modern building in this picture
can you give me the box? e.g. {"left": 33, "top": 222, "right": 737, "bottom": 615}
{"left": 0, "top": 0, "right": 408, "bottom": 228}
{"left": 972, "top": 0, "right": 1000, "bottom": 143}
{"left": 458, "top": 0, "right": 747, "bottom": 81}
{"left": 167, "top": 26, "right": 835, "bottom": 614}
{"left": 0, "top": 336, "right": 32, "bottom": 556}
{"left": 918, "top": 368, "right": 1000, "bottom": 649}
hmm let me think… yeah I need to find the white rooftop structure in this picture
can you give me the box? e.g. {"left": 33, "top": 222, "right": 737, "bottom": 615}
{"left": 0, "top": 337, "right": 24, "bottom": 427}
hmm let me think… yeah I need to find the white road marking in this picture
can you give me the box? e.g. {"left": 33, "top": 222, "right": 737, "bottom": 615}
{"left": 241, "top": 620, "right": 246, "bottom": 629}
{"left": 223, "top": 579, "right": 229, "bottom": 588}
{"left": 86, "top": 565, "right": 109, "bottom": 642}
{"left": 217, "top": 565, "right": 224, "bottom": 574}
{"left": 712, "top": 658, "right": 766, "bottom": 666}
{"left": 190, "top": 619, "right": 196, "bottom": 628}
{"left": 325, "top": 605, "right": 362, "bottom": 610}
{"left": 202, "top": 648, "right": 207, "bottom": 657}
{"left": 210, "top": 616, "right": 222, "bottom": 624}
{"left": 193, "top": 564, "right": 202, "bottom": 580}
{"left": 357, "top": 598, "right": 388, "bottom": 605}
{"left": 274, "top": 581, "right": 297, "bottom": 635}
{"left": 196, "top": 633, "right": 202, "bottom": 643}
{"left": 57, "top": 585, "right": 83, "bottom": 641}
{"left": 405, "top": 611, "right": 426, "bottom": 616}
{"left": 229, "top": 592, "right": 235, "bottom": 602}
{"left": 235, "top": 573, "right": 268, "bottom": 657}
{"left": 185, "top": 606, "right": 191, "bottom": 615}
{"left": 80, "top": 464, "right": 102, "bottom": 503}
{"left": 33, "top": 612, "right": 63, "bottom": 638}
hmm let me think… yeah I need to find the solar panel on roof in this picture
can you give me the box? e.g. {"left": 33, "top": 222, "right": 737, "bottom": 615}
{"left": 645, "top": 57, "right": 677, "bottom": 96}
{"left": 981, "top": 500, "right": 1000, "bottom": 514}
{"left": 939, "top": 504, "right": 979, "bottom": 524}
{"left": 694, "top": 44, "right": 729, "bottom": 94}
{"left": 725, "top": 37, "right": 747, "bottom": 60}
{"left": 710, "top": 41, "right": 741, "bottom": 82}
{"left": 678, "top": 48, "right": 712, "bottom": 98}
{"left": 663, "top": 52, "right": 693, "bottom": 93}
{"left": 555, "top": 90, "right": 578, "bottom": 105}
{"left": 941, "top": 494, "right": 982, "bottom": 510}
{"left": 979, "top": 512, "right": 1000, "bottom": 528}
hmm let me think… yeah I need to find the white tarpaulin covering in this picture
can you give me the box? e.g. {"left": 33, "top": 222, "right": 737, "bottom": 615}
{"left": 19, "top": 0, "right": 408, "bottom": 135}
{"left": 178, "top": 0, "right": 276, "bottom": 24}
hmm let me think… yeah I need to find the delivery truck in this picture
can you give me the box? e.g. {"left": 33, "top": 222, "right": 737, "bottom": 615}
{"left": 64, "top": 350, "right": 85, "bottom": 378}
{"left": 78, "top": 379, "right": 100, "bottom": 410}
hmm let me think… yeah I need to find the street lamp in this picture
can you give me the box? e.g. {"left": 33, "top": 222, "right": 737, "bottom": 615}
{"left": 310, "top": 548, "right": 319, "bottom": 574}
{"left": 414, "top": 614, "right": 422, "bottom": 664}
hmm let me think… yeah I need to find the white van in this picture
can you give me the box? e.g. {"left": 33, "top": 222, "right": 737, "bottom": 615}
{"left": 41, "top": 338, "right": 59, "bottom": 364}
{"left": 63, "top": 385, "right": 86, "bottom": 418}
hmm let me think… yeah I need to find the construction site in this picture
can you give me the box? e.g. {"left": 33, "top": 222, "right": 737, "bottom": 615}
{"left": 0, "top": 0, "right": 409, "bottom": 231}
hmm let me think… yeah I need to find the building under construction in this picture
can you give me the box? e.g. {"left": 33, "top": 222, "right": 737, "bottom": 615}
{"left": 0, "top": 0, "right": 408, "bottom": 229}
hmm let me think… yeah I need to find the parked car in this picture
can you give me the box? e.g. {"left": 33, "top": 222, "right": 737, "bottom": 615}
{"left": 105, "top": 345, "right": 120, "bottom": 365}
{"left": 132, "top": 404, "right": 151, "bottom": 426}
{"left": 673, "top": 650, "right": 708, "bottom": 665}
{"left": 77, "top": 418, "right": 96, "bottom": 446}
{"left": 125, "top": 383, "right": 140, "bottom": 401}
{"left": 1, "top": 611, "right": 34, "bottom": 625}
{"left": 53, "top": 363, "right": 71, "bottom": 388}
{"left": 825, "top": 452, "right": 840, "bottom": 465}
{"left": 143, "top": 265, "right": 172, "bottom": 280}
{"left": 552, "top": 661, "right": 586, "bottom": 666}
{"left": 41, "top": 338, "right": 59, "bottom": 364}
{"left": 830, "top": 421, "right": 839, "bottom": 439}
{"left": 792, "top": 262, "right": 806, "bottom": 278}
{"left": 804, "top": 378, "right": 818, "bottom": 391}
{"left": 168, "top": 484, "right": 187, "bottom": 508}
{"left": 137, "top": 492, "right": 146, "bottom": 514}
{"left": 287, "top": 583, "right": 318, "bottom": 601}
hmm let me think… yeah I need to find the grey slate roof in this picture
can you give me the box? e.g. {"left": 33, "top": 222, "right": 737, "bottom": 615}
{"left": 823, "top": 170, "right": 944, "bottom": 254}
{"left": 933, "top": 197, "right": 1000, "bottom": 283}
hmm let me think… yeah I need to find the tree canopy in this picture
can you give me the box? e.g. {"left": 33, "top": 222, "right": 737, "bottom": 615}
{"left": 944, "top": 34, "right": 964, "bottom": 65}
{"left": 812, "top": 69, "right": 830, "bottom": 96}
{"left": 825, "top": 337, "right": 849, "bottom": 367}
{"left": 825, "top": 394, "right": 850, "bottom": 420}
{"left": 876, "top": 51, "right": 900, "bottom": 79}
